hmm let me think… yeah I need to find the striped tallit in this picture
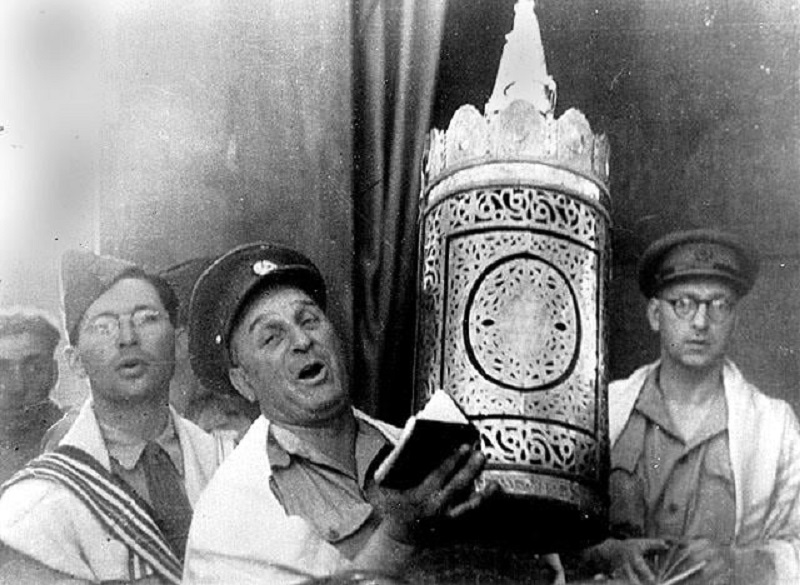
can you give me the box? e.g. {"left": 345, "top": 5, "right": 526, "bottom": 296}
{"left": 3, "top": 445, "right": 182, "bottom": 584}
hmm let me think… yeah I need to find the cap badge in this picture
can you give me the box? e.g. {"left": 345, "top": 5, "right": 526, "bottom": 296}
{"left": 253, "top": 260, "right": 277, "bottom": 276}
{"left": 692, "top": 245, "right": 715, "bottom": 265}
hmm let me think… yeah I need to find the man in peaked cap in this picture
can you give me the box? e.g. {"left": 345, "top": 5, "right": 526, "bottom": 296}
{"left": 0, "top": 249, "right": 222, "bottom": 584}
{"left": 583, "top": 229, "right": 800, "bottom": 584}
{"left": 183, "top": 242, "right": 496, "bottom": 585}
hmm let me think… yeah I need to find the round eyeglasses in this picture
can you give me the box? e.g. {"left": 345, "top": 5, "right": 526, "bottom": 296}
{"left": 82, "top": 308, "right": 167, "bottom": 339}
{"left": 660, "top": 295, "right": 736, "bottom": 323}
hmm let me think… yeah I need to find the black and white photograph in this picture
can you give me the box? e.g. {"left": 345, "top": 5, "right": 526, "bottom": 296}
{"left": 0, "top": 0, "right": 798, "bottom": 583}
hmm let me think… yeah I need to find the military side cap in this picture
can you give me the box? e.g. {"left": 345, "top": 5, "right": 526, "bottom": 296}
{"left": 61, "top": 249, "right": 138, "bottom": 344}
{"left": 188, "top": 242, "right": 326, "bottom": 395}
{"left": 158, "top": 257, "right": 215, "bottom": 327}
{"left": 638, "top": 228, "right": 759, "bottom": 298}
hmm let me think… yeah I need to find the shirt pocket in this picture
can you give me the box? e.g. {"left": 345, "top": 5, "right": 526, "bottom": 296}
{"left": 611, "top": 414, "right": 646, "bottom": 474}
{"left": 700, "top": 438, "right": 734, "bottom": 485}
{"left": 315, "top": 502, "right": 374, "bottom": 543}
{"left": 691, "top": 437, "right": 736, "bottom": 542}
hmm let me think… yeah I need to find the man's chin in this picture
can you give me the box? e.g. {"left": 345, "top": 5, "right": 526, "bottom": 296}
{"left": 307, "top": 396, "right": 351, "bottom": 424}
{"left": 105, "top": 378, "right": 170, "bottom": 405}
{"left": 679, "top": 353, "right": 724, "bottom": 370}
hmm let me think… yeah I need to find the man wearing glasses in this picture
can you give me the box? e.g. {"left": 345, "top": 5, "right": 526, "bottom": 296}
{"left": 584, "top": 229, "right": 800, "bottom": 584}
{"left": 0, "top": 250, "right": 221, "bottom": 584}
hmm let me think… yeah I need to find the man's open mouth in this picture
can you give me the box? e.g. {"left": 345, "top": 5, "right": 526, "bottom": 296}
{"left": 297, "top": 362, "right": 326, "bottom": 382}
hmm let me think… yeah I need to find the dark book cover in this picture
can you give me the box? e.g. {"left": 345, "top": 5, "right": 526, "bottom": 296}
{"left": 375, "top": 391, "right": 480, "bottom": 490}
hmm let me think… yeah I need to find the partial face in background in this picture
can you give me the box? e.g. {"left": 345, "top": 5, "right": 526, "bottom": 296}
{"left": 0, "top": 332, "right": 57, "bottom": 417}
{"left": 648, "top": 278, "right": 738, "bottom": 371}
{"left": 72, "top": 277, "right": 175, "bottom": 406}
{"left": 170, "top": 327, "right": 255, "bottom": 435}
{"left": 229, "top": 285, "right": 349, "bottom": 427}
{"left": 169, "top": 326, "right": 208, "bottom": 415}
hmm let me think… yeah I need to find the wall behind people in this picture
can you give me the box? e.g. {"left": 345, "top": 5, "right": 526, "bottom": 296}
{"left": 4, "top": 0, "right": 355, "bottom": 410}
{"left": 95, "top": 0, "right": 355, "bottom": 365}
{"left": 93, "top": 0, "right": 446, "bottom": 425}
{"left": 0, "top": 0, "right": 100, "bottom": 409}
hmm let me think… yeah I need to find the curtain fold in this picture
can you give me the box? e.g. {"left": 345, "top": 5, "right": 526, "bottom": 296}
{"left": 352, "top": 0, "right": 447, "bottom": 423}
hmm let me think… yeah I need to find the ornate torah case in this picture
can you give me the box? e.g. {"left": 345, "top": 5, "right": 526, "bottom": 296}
{"left": 414, "top": 0, "right": 610, "bottom": 548}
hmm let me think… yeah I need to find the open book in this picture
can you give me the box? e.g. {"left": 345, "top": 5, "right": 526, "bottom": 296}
{"left": 374, "top": 389, "right": 480, "bottom": 490}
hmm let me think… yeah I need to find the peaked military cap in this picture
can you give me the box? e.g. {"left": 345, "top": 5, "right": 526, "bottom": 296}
{"left": 188, "top": 242, "right": 326, "bottom": 395}
{"left": 158, "top": 257, "right": 215, "bottom": 327}
{"left": 638, "top": 228, "right": 759, "bottom": 298}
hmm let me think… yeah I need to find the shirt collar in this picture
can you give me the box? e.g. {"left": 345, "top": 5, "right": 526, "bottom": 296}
{"left": 634, "top": 369, "right": 673, "bottom": 431}
{"left": 267, "top": 417, "right": 389, "bottom": 486}
{"left": 99, "top": 410, "right": 184, "bottom": 475}
{"left": 635, "top": 367, "right": 728, "bottom": 446}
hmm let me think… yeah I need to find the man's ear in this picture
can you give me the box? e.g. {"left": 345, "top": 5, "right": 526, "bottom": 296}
{"left": 229, "top": 366, "right": 257, "bottom": 403}
{"left": 64, "top": 346, "right": 88, "bottom": 379}
{"left": 646, "top": 298, "right": 661, "bottom": 333}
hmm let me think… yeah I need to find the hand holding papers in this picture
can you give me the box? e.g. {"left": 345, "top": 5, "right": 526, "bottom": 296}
{"left": 648, "top": 542, "right": 708, "bottom": 585}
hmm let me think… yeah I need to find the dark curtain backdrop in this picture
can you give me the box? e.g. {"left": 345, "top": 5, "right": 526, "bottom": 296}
{"left": 352, "top": 0, "right": 447, "bottom": 423}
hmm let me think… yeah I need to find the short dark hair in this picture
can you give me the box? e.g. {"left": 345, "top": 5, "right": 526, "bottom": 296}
{"left": 0, "top": 307, "right": 61, "bottom": 354}
{"left": 72, "top": 268, "right": 179, "bottom": 344}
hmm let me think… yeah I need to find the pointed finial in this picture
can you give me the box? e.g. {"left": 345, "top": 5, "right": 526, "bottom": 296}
{"left": 485, "top": 0, "right": 556, "bottom": 116}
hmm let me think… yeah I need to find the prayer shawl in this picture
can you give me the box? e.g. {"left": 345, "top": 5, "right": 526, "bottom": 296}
{"left": 0, "top": 398, "right": 220, "bottom": 582}
{"left": 184, "top": 410, "right": 401, "bottom": 585}
{"left": 4, "top": 445, "right": 182, "bottom": 584}
{"left": 609, "top": 359, "right": 800, "bottom": 582}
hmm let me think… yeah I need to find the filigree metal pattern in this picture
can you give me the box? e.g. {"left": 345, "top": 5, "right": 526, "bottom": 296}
{"left": 415, "top": 185, "right": 608, "bottom": 499}
{"left": 465, "top": 253, "right": 579, "bottom": 390}
{"left": 476, "top": 419, "right": 597, "bottom": 477}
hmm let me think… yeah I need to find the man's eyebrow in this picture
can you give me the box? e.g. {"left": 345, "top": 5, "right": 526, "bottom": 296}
{"left": 87, "top": 304, "right": 161, "bottom": 321}
{"left": 247, "top": 300, "right": 318, "bottom": 333}
{"left": 247, "top": 313, "right": 280, "bottom": 335}
{"left": 676, "top": 294, "right": 733, "bottom": 301}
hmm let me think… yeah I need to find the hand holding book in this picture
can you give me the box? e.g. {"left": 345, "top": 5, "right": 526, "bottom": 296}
{"left": 374, "top": 389, "right": 480, "bottom": 491}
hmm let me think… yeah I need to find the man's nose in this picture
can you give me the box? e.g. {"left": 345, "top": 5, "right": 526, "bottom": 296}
{"left": 117, "top": 317, "right": 140, "bottom": 345}
{"left": 691, "top": 302, "right": 711, "bottom": 328}
{"left": 289, "top": 326, "right": 313, "bottom": 351}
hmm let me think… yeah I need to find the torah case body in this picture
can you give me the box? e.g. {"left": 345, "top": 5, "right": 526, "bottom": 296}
{"left": 413, "top": 0, "right": 611, "bottom": 552}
